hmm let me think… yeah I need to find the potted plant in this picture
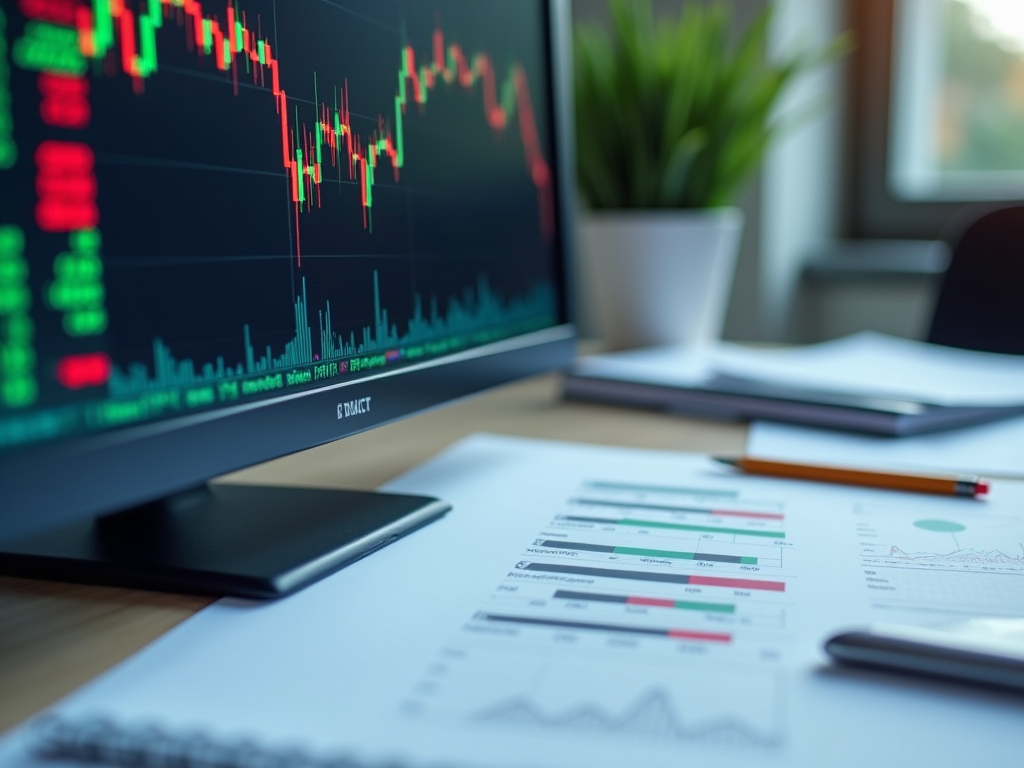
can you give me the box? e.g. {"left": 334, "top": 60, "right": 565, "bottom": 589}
{"left": 573, "top": 0, "right": 847, "bottom": 348}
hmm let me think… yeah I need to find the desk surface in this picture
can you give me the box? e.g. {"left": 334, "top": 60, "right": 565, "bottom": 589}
{"left": 0, "top": 371, "right": 746, "bottom": 733}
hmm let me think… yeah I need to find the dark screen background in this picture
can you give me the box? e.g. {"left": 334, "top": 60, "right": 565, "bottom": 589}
{"left": 0, "top": 0, "right": 564, "bottom": 450}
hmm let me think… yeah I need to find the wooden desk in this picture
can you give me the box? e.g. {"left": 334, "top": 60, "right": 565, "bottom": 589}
{"left": 0, "top": 372, "right": 747, "bottom": 733}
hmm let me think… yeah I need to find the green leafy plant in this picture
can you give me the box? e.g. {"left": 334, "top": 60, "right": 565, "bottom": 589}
{"left": 574, "top": 0, "right": 849, "bottom": 209}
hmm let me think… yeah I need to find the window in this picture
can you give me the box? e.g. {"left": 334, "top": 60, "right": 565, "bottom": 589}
{"left": 847, "top": 0, "right": 1023, "bottom": 239}
{"left": 891, "top": 0, "right": 1024, "bottom": 201}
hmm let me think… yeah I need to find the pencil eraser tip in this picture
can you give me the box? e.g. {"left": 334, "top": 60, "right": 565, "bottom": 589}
{"left": 976, "top": 479, "right": 991, "bottom": 496}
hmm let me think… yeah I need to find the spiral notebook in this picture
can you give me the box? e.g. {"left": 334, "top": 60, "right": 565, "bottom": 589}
{"left": 22, "top": 716, "right": 392, "bottom": 768}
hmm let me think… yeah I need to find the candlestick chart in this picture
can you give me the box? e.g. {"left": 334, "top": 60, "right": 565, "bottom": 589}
{"left": 74, "top": 0, "right": 554, "bottom": 260}
{"left": 0, "top": 0, "right": 562, "bottom": 449}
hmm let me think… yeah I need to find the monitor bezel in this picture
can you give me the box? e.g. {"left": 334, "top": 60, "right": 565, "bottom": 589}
{"left": 0, "top": 0, "right": 577, "bottom": 543}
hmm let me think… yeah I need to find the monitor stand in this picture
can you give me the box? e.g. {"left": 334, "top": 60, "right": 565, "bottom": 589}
{"left": 0, "top": 484, "right": 450, "bottom": 598}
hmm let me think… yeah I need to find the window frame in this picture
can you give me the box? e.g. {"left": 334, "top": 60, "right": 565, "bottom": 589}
{"left": 845, "top": 0, "right": 1023, "bottom": 240}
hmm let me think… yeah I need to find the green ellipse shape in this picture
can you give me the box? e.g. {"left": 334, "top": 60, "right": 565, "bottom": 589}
{"left": 914, "top": 519, "right": 966, "bottom": 533}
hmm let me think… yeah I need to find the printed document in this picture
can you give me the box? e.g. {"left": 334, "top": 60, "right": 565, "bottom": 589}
{"left": 2, "top": 434, "right": 1021, "bottom": 767}
{"left": 748, "top": 416, "right": 1024, "bottom": 479}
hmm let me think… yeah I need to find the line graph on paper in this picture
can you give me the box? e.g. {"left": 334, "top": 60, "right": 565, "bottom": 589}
{"left": 879, "top": 543, "right": 1024, "bottom": 569}
{"left": 855, "top": 505, "right": 1024, "bottom": 618}
{"left": 856, "top": 508, "right": 1024, "bottom": 576}
{"left": 401, "top": 646, "right": 784, "bottom": 751}
{"left": 474, "top": 688, "right": 780, "bottom": 748}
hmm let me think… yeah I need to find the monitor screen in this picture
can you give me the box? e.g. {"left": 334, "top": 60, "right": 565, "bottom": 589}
{"left": 0, "top": 0, "right": 574, "bottom": 591}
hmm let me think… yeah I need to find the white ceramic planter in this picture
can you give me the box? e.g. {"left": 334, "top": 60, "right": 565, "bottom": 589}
{"left": 577, "top": 208, "right": 744, "bottom": 349}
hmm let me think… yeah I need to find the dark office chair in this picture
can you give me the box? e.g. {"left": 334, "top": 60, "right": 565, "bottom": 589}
{"left": 928, "top": 205, "right": 1024, "bottom": 355}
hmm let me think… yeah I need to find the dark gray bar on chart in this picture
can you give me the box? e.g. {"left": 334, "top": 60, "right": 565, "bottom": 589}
{"left": 519, "top": 562, "right": 692, "bottom": 584}
{"left": 540, "top": 540, "right": 614, "bottom": 553}
{"left": 692, "top": 552, "right": 746, "bottom": 564}
{"left": 558, "top": 515, "right": 621, "bottom": 525}
{"left": 479, "top": 613, "right": 667, "bottom": 637}
{"left": 543, "top": 540, "right": 746, "bottom": 564}
{"left": 554, "top": 590, "right": 627, "bottom": 604}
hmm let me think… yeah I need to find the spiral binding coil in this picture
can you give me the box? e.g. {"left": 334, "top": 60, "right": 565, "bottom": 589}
{"left": 30, "top": 716, "right": 403, "bottom": 768}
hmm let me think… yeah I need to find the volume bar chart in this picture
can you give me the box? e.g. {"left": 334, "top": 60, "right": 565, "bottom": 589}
{"left": 109, "top": 272, "right": 554, "bottom": 397}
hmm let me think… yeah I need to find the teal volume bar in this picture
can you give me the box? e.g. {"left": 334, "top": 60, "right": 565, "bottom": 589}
{"left": 108, "top": 272, "right": 556, "bottom": 396}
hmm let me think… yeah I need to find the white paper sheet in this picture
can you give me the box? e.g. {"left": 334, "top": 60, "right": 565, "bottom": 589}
{"left": 711, "top": 332, "right": 1024, "bottom": 406}
{"left": 2, "top": 434, "right": 1022, "bottom": 768}
{"left": 572, "top": 344, "right": 715, "bottom": 385}
{"left": 748, "top": 417, "right": 1024, "bottom": 479}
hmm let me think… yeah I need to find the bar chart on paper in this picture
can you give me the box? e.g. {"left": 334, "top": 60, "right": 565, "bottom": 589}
{"left": 856, "top": 504, "right": 1024, "bottom": 617}
{"left": 401, "top": 480, "right": 795, "bottom": 751}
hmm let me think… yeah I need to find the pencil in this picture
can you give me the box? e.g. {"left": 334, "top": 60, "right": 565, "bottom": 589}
{"left": 714, "top": 456, "right": 991, "bottom": 498}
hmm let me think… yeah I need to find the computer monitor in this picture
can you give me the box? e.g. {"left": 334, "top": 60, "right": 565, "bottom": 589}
{"left": 0, "top": 0, "right": 575, "bottom": 596}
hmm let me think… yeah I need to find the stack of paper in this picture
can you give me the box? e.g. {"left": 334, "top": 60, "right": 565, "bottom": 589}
{"left": 564, "top": 332, "right": 1024, "bottom": 435}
